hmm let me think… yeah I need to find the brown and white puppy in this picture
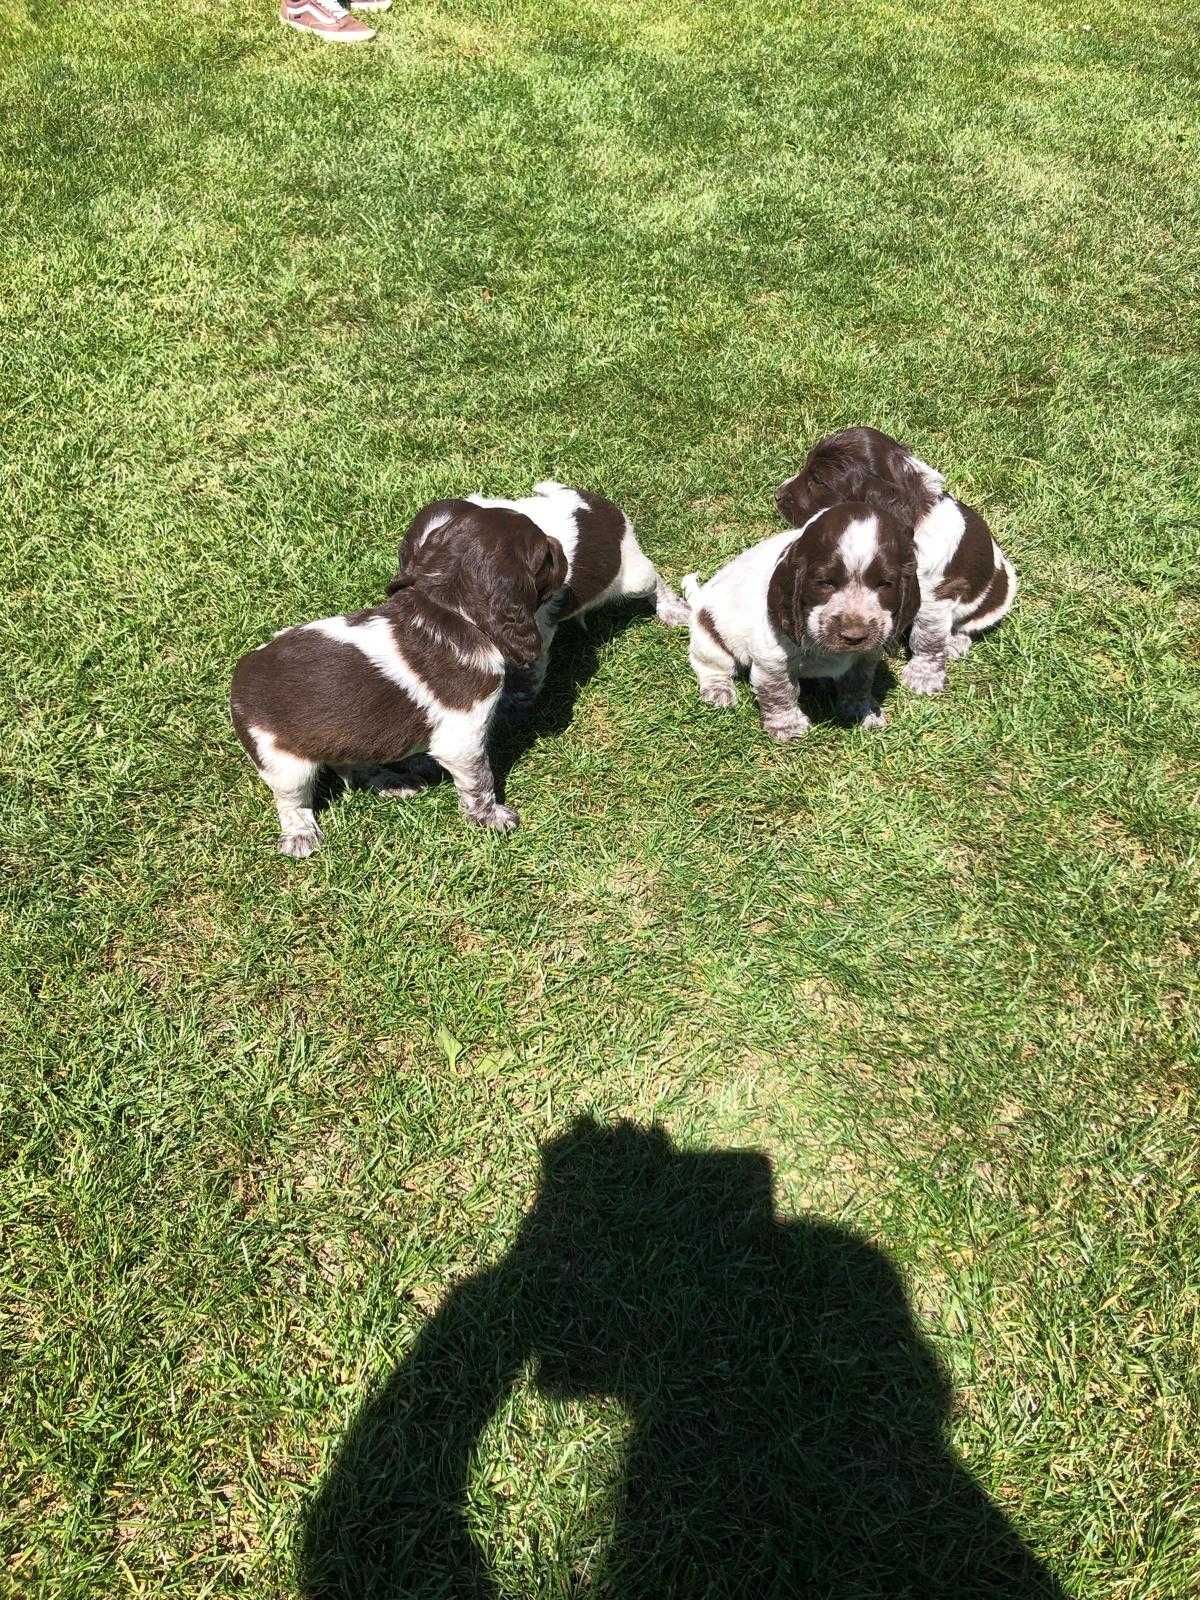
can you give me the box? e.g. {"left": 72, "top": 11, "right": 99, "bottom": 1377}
{"left": 400, "top": 480, "right": 688, "bottom": 714}
{"left": 230, "top": 506, "right": 567, "bottom": 857}
{"left": 775, "top": 426, "right": 1017, "bottom": 694}
{"left": 682, "top": 502, "right": 919, "bottom": 740}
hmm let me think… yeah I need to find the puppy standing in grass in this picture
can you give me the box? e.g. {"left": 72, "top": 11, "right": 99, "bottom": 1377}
{"left": 230, "top": 506, "right": 567, "bottom": 858}
{"left": 775, "top": 426, "right": 1017, "bottom": 695}
{"left": 683, "top": 502, "right": 920, "bottom": 740}
{"left": 400, "top": 479, "right": 689, "bottom": 716}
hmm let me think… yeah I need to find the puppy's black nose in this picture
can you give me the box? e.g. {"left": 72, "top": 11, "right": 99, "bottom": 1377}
{"left": 838, "top": 625, "right": 870, "bottom": 645}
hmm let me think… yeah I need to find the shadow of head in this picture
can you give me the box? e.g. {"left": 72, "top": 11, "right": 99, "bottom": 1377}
{"left": 300, "top": 1118, "right": 1065, "bottom": 1599}
{"left": 489, "top": 601, "right": 649, "bottom": 791}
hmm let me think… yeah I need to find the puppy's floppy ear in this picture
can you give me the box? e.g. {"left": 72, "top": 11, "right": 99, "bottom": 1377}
{"left": 485, "top": 529, "right": 565, "bottom": 664}
{"left": 475, "top": 576, "right": 543, "bottom": 667}
{"left": 893, "top": 546, "right": 921, "bottom": 636}
{"left": 468, "top": 527, "right": 562, "bottom": 667}
{"left": 534, "top": 534, "right": 569, "bottom": 605}
{"left": 766, "top": 539, "right": 807, "bottom": 642}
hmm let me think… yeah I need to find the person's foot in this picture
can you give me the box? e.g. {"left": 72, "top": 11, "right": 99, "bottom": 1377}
{"left": 280, "top": 0, "right": 377, "bottom": 42}
{"left": 348, "top": 0, "right": 391, "bottom": 9}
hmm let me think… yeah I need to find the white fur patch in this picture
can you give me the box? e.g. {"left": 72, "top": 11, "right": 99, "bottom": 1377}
{"left": 912, "top": 496, "right": 966, "bottom": 584}
{"left": 597, "top": 519, "right": 657, "bottom": 605}
{"left": 837, "top": 515, "right": 879, "bottom": 575}
{"left": 409, "top": 508, "right": 453, "bottom": 548}
{"left": 305, "top": 614, "right": 499, "bottom": 760}
{"left": 904, "top": 451, "right": 947, "bottom": 497}
{"left": 246, "top": 723, "right": 314, "bottom": 789}
{"left": 466, "top": 482, "right": 586, "bottom": 569}
{"left": 307, "top": 615, "right": 444, "bottom": 711}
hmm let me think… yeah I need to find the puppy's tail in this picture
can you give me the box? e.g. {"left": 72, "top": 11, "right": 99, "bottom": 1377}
{"left": 654, "top": 576, "right": 691, "bottom": 628}
{"left": 681, "top": 573, "right": 704, "bottom": 608}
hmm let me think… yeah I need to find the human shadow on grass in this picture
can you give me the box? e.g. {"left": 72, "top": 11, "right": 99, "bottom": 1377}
{"left": 299, "top": 1119, "right": 1066, "bottom": 1600}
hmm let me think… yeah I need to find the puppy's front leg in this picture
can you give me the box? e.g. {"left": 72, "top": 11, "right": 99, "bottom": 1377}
{"left": 835, "top": 653, "right": 887, "bottom": 730}
{"left": 902, "top": 600, "right": 956, "bottom": 695}
{"left": 750, "top": 660, "right": 810, "bottom": 743}
{"left": 434, "top": 746, "right": 519, "bottom": 832}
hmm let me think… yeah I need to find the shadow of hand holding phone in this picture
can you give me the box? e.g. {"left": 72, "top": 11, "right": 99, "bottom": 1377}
{"left": 301, "top": 1119, "right": 1065, "bottom": 1599}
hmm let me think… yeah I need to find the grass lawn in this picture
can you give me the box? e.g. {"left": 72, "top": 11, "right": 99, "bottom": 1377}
{"left": 3, "top": 0, "right": 1199, "bottom": 1593}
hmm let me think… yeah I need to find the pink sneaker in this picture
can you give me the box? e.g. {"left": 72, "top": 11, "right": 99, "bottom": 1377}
{"left": 280, "top": 0, "right": 377, "bottom": 42}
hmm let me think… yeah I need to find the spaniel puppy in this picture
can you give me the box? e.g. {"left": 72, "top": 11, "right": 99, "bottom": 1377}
{"left": 400, "top": 480, "right": 689, "bottom": 714}
{"left": 230, "top": 506, "right": 567, "bottom": 857}
{"left": 774, "top": 426, "right": 1017, "bottom": 694}
{"left": 682, "top": 502, "right": 919, "bottom": 740}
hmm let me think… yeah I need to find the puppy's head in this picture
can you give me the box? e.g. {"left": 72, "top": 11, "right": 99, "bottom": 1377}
{"left": 774, "top": 426, "right": 940, "bottom": 528}
{"left": 392, "top": 503, "right": 568, "bottom": 666}
{"left": 767, "top": 502, "right": 918, "bottom": 655}
{"left": 773, "top": 475, "right": 823, "bottom": 529}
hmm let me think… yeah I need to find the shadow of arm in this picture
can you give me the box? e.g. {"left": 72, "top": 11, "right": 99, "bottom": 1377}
{"left": 299, "top": 1269, "right": 528, "bottom": 1600}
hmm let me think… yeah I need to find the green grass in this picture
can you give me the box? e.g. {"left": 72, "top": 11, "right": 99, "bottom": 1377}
{"left": 2, "top": 0, "right": 1198, "bottom": 1594}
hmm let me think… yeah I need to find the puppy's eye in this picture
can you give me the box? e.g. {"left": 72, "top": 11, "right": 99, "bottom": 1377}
{"left": 877, "top": 579, "right": 895, "bottom": 593}
{"left": 813, "top": 578, "right": 836, "bottom": 592}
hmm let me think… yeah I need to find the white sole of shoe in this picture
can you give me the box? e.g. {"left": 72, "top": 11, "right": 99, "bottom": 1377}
{"left": 281, "top": 15, "right": 376, "bottom": 40}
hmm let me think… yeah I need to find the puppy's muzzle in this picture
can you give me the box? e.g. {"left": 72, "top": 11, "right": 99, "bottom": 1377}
{"left": 820, "top": 612, "right": 887, "bottom": 652}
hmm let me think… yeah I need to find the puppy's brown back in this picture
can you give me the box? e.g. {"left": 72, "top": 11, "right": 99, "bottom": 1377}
{"left": 230, "top": 616, "right": 433, "bottom": 768}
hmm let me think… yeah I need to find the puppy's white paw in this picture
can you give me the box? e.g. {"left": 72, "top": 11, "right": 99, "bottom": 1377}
{"left": 699, "top": 680, "right": 736, "bottom": 708}
{"left": 473, "top": 803, "right": 519, "bottom": 832}
{"left": 377, "top": 781, "right": 429, "bottom": 799}
{"left": 945, "top": 631, "right": 973, "bottom": 661}
{"left": 841, "top": 699, "right": 888, "bottom": 730}
{"left": 763, "top": 710, "right": 811, "bottom": 743}
{"left": 279, "top": 829, "right": 322, "bottom": 859}
{"left": 655, "top": 580, "right": 691, "bottom": 628}
{"left": 902, "top": 657, "right": 947, "bottom": 696}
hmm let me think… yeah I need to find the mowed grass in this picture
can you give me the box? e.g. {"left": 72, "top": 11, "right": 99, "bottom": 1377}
{"left": 2, "top": 0, "right": 1199, "bottom": 1593}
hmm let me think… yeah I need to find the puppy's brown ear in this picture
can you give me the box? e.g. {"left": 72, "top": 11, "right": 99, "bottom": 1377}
{"left": 766, "top": 540, "right": 806, "bottom": 642}
{"left": 486, "top": 530, "right": 565, "bottom": 663}
{"left": 477, "top": 581, "right": 543, "bottom": 666}
{"left": 895, "top": 552, "right": 921, "bottom": 636}
{"left": 535, "top": 535, "right": 569, "bottom": 605}
{"left": 467, "top": 529, "right": 556, "bottom": 667}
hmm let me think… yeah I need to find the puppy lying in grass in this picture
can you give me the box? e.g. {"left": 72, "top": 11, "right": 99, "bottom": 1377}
{"left": 683, "top": 501, "right": 919, "bottom": 741}
{"left": 230, "top": 504, "right": 567, "bottom": 858}
{"left": 775, "top": 426, "right": 1017, "bottom": 695}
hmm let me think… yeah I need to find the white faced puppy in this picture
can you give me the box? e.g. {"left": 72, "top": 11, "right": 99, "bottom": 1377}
{"left": 400, "top": 480, "right": 688, "bottom": 714}
{"left": 230, "top": 507, "right": 568, "bottom": 857}
{"left": 775, "top": 426, "right": 1017, "bottom": 695}
{"left": 682, "top": 502, "right": 919, "bottom": 741}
